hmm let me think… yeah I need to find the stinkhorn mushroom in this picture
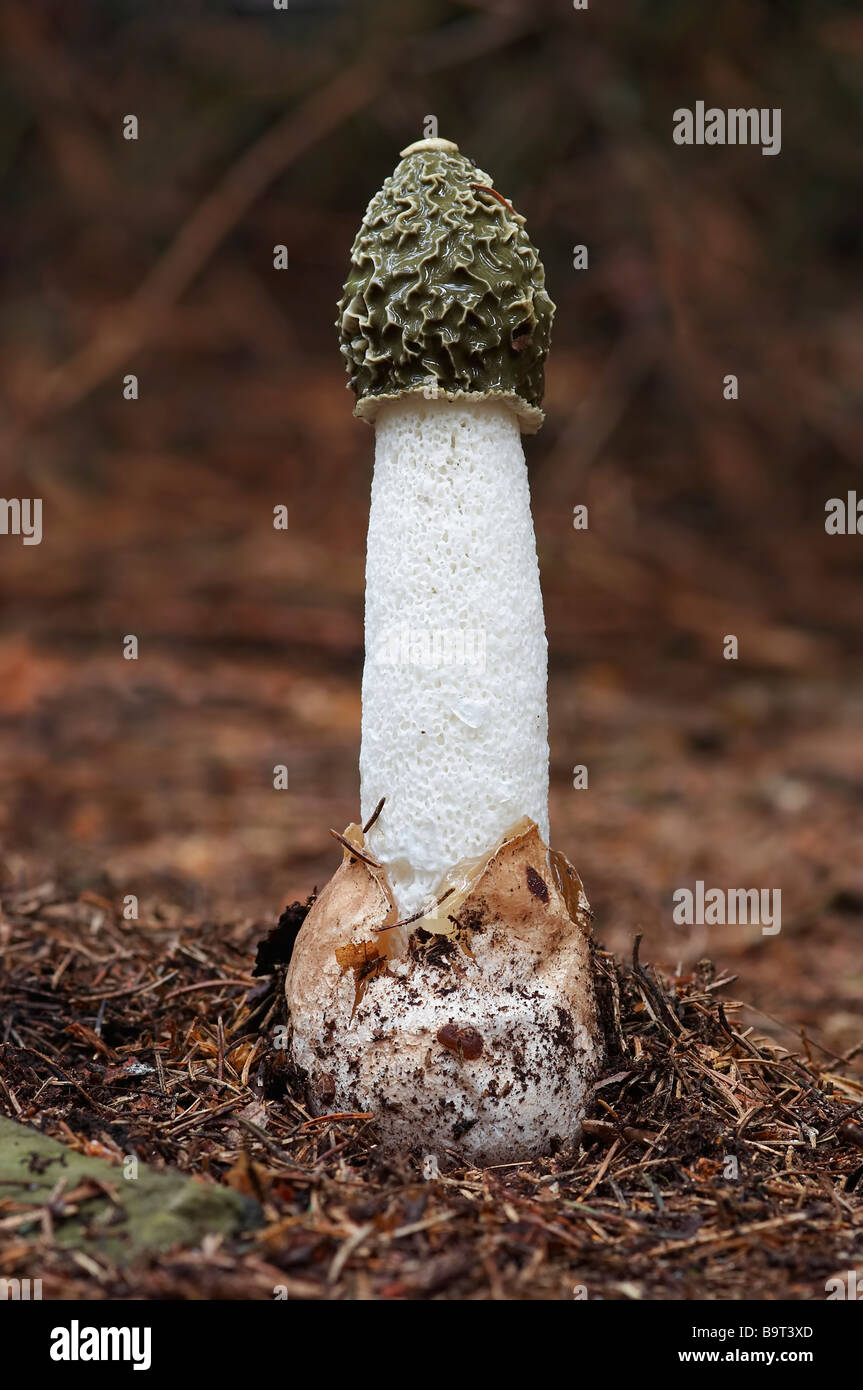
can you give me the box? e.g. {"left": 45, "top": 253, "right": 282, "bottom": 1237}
{"left": 285, "top": 137, "right": 601, "bottom": 1165}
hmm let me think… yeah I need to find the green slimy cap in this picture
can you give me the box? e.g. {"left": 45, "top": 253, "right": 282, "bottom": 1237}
{"left": 337, "top": 138, "right": 555, "bottom": 434}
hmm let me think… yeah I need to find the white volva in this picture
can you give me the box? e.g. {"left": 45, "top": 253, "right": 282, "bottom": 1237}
{"left": 360, "top": 395, "right": 550, "bottom": 916}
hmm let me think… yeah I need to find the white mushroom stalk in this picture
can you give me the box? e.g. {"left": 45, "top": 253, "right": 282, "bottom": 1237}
{"left": 285, "top": 137, "right": 602, "bottom": 1165}
{"left": 361, "top": 394, "right": 549, "bottom": 918}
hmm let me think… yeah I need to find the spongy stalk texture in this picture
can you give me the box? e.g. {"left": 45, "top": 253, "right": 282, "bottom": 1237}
{"left": 361, "top": 396, "right": 549, "bottom": 915}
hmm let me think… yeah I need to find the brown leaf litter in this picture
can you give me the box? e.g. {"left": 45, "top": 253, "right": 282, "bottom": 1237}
{"left": 0, "top": 885, "right": 861, "bottom": 1300}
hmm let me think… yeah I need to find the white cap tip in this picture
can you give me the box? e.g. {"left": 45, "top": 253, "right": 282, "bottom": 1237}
{"left": 399, "top": 137, "right": 460, "bottom": 157}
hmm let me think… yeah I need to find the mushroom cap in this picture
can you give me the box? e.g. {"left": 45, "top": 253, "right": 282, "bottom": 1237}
{"left": 337, "top": 138, "right": 555, "bottom": 434}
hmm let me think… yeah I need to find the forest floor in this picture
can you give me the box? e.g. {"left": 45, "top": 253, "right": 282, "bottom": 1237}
{"left": 1, "top": 879, "right": 861, "bottom": 1300}
{"left": 1, "top": 633, "right": 862, "bottom": 1297}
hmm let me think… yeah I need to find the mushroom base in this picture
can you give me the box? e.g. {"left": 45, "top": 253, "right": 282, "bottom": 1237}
{"left": 284, "top": 821, "right": 602, "bottom": 1167}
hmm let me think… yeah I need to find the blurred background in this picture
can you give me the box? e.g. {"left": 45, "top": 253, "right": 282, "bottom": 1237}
{"left": 0, "top": 0, "right": 861, "bottom": 1058}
